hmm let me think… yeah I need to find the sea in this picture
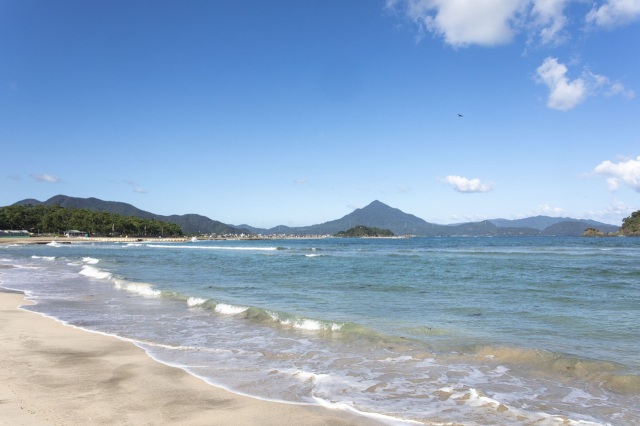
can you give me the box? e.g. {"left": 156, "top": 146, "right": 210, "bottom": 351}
{"left": 1, "top": 236, "right": 639, "bottom": 425}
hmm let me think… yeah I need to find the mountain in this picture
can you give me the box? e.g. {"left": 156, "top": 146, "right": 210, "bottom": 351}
{"left": 541, "top": 220, "right": 619, "bottom": 236}
{"left": 491, "top": 215, "right": 618, "bottom": 232}
{"left": 243, "top": 200, "right": 439, "bottom": 236}
{"left": 247, "top": 201, "right": 619, "bottom": 237}
{"left": 245, "top": 201, "right": 540, "bottom": 237}
{"left": 10, "top": 196, "right": 620, "bottom": 237}
{"left": 13, "top": 195, "right": 249, "bottom": 236}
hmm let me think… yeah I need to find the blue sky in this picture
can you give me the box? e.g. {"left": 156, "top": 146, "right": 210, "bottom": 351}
{"left": 2, "top": 0, "right": 639, "bottom": 228}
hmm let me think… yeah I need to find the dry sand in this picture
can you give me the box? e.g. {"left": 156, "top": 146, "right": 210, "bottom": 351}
{"left": 0, "top": 290, "right": 382, "bottom": 425}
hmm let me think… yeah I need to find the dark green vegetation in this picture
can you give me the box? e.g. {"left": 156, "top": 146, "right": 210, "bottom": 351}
{"left": 583, "top": 210, "right": 640, "bottom": 237}
{"left": 0, "top": 204, "right": 182, "bottom": 237}
{"left": 11, "top": 195, "right": 624, "bottom": 237}
{"left": 620, "top": 210, "right": 640, "bottom": 236}
{"left": 335, "top": 226, "right": 394, "bottom": 237}
{"left": 583, "top": 227, "right": 607, "bottom": 237}
{"left": 14, "top": 195, "right": 248, "bottom": 236}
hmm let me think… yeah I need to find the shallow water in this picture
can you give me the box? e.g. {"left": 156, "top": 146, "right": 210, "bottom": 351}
{"left": 1, "top": 237, "right": 639, "bottom": 425}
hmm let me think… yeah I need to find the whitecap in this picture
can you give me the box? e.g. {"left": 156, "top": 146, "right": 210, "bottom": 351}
{"left": 147, "top": 244, "right": 278, "bottom": 251}
{"left": 31, "top": 255, "right": 55, "bottom": 261}
{"left": 113, "top": 279, "right": 161, "bottom": 297}
{"left": 187, "top": 297, "right": 208, "bottom": 307}
{"left": 79, "top": 265, "right": 112, "bottom": 280}
{"left": 214, "top": 303, "right": 249, "bottom": 315}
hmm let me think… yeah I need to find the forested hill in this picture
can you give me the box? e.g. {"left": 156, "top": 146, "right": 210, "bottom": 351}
{"left": 13, "top": 195, "right": 248, "bottom": 236}
{"left": 0, "top": 204, "right": 182, "bottom": 237}
{"left": 620, "top": 211, "right": 640, "bottom": 236}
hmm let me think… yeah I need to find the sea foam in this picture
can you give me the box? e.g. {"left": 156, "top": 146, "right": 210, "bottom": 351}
{"left": 268, "top": 311, "right": 343, "bottom": 332}
{"left": 214, "top": 303, "right": 249, "bottom": 315}
{"left": 32, "top": 255, "right": 56, "bottom": 261}
{"left": 187, "top": 297, "right": 208, "bottom": 307}
{"left": 79, "top": 265, "right": 112, "bottom": 280}
{"left": 147, "top": 244, "right": 278, "bottom": 251}
{"left": 113, "top": 279, "right": 161, "bottom": 297}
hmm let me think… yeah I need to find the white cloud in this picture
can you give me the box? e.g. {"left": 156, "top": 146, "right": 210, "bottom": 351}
{"left": 386, "top": 0, "right": 640, "bottom": 46}
{"left": 385, "top": 0, "right": 577, "bottom": 47}
{"left": 385, "top": 2, "right": 636, "bottom": 108}
{"left": 586, "top": 0, "right": 640, "bottom": 28}
{"left": 535, "top": 57, "right": 634, "bottom": 110}
{"left": 444, "top": 175, "right": 494, "bottom": 193}
{"left": 605, "top": 81, "right": 636, "bottom": 98}
{"left": 594, "top": 155, "right": 640, "bottom": 192}
{"left": 535, "top": 57, "right": 587, "bottom": 110}
{"left": 531, "top": 0, "right": 569, "bottom": 45}
{"left": 387, "top": 0, "right": 529, "bottom": 46}
{"left": 30, "top": 173, "right": 61, "bottom": 183}
{"left": 535, "top": 203, "right": 566, "bottom": 215}
{"left": 124, "top": 180, "right": 146, "bottom": 193}
{"left": 583, "top": 199, "right": 634, "bottom": 225}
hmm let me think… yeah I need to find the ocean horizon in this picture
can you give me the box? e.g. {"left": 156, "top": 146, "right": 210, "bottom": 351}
{"left": 1, "top": 236, "right": 638, "bottom": 425}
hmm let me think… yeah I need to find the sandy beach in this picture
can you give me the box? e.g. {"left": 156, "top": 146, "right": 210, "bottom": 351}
{"left": 0, "top": 290, "right": 381, "bottom": 426}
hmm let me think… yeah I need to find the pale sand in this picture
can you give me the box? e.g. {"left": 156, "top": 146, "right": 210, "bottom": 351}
{"left": 0, "top": 291, "right": 383, "bottom": 426}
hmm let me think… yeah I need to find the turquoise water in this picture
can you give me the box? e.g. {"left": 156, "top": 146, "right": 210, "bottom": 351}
{"left": 1, "top": 237, "right": 639, "bottom": 425}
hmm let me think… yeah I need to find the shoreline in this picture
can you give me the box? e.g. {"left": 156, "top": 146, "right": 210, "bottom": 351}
{"left": 0, "top": 289, "right": 382, "bottom": 425}
{"left": 0, "top": 236, "right": 332, "bottom": 246}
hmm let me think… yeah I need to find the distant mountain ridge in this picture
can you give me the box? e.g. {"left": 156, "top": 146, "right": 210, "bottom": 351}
{"left": 11, "top": 196, "right": 619, "bottom": 237}
{"left": 244, "top": 200, "right": 619, "bottom": 237}
{"left": 13, "top": 195, "right": 249, "bottom": 236}
{"left": 490, "top": 216, "right": 617, "bottom": 231}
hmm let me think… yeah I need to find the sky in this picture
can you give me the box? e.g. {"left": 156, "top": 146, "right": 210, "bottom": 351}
{"left": 2, "top": 0, "right": 639, "bottom": 228}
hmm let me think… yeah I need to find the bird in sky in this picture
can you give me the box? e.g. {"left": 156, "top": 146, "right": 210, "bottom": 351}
{"left": 458, "top": 114, "right": 463, "bottom": 117}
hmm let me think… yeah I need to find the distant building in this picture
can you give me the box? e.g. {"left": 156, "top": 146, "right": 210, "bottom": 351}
{"left": 64, "top": 230, "right": 88, "bottom": 237}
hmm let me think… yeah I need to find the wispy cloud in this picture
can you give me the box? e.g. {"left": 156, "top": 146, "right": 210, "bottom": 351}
{"left": 293, "top": 178, "right": 308, "bottom": 186}
{"left": 583, "top": 199, "right": 634, "bottom": 225}
{"left": 386, "top": 1, "right": 637, "bottom": 110}
{"left": 386, "top": 0, "right": 576, "bottom": 48}
{"left": 386, "top": 0, "right": 640, "bottom": 48}
{"left": 386, "top": 0, "right": 527, "bottom": 47}
{"left": 534, "top": 203, "right": 566, "bottom": 215}
{"left": 124, "top": 180, "right": 147, "bottom": 194}
{"left": 586, "top": 0, "right": 640, "bottom": 28}
{"left": 530, "top": 0, "right": 569, "bottom": 46}
{"left": 594, "top": 155, "right": 640, "bottom": 192}
{"left": 444, "top": 175, "right": 494, "bottom": 193}
{"left": 30, "top": 173, "right": 61, "bottom": 183}
{"left": 535, "top": 57, "right": 634, "bottom": 110}
{"left": 535, "top": 57, "right": 586, "bottom": 110}
{"left": 6, "top": 175, "right": 22, "bottom": 181}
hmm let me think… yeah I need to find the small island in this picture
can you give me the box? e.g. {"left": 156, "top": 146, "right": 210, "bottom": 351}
{"left": 335, "top": 225, "right": 394, "bottom": 238}
{"left": 582, "top": 210, "right": 640, "bottom": 237}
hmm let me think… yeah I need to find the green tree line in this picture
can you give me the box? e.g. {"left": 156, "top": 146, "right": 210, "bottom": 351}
{"left": 0, "top": 204, "right": 182, "bottom": 237}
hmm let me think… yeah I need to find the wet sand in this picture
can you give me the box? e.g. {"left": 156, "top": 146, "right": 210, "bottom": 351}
{"left": 0, "top": 290, "right": 381, "bottom": 425}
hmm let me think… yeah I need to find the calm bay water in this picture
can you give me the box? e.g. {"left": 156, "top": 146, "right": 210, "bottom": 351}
{"left": 1, "top": 236, "right": 639, "bottom": 425}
